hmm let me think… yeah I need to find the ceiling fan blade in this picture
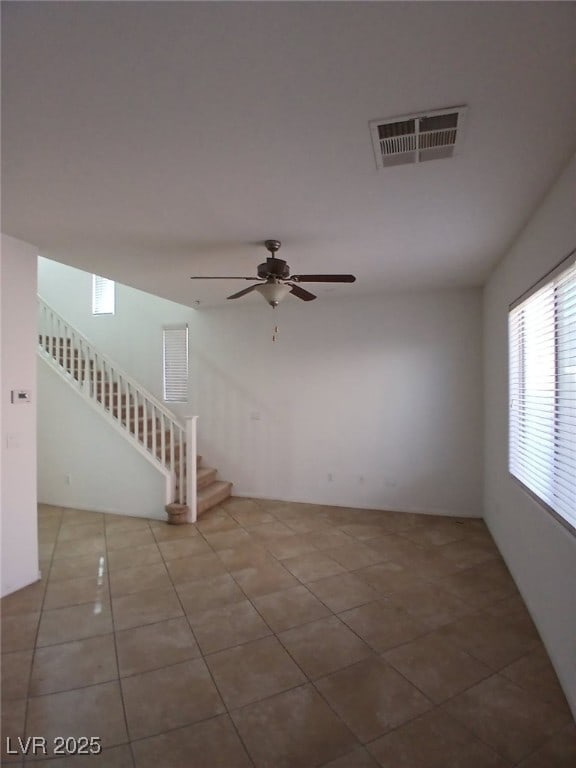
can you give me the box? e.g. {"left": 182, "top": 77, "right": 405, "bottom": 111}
{"left": 289, "top": 274, "right": 356, "bottom": 283}
{"left": 288, "top": 283, "right": 316, "bottom": 301}
{"left": 227, "top": 285, "right": 259, "bottom": 300}
{"left": 190, "top": 276, "right": 258, "bottom": 280}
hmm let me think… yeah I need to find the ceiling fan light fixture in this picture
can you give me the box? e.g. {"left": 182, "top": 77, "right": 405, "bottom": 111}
{"left": 256, "top": 281, "right": 291, "bottom": 308}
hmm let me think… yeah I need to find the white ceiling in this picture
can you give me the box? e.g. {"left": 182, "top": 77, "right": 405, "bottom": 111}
{"left": 2, "top": 1, "right": 576, "bottom": 308}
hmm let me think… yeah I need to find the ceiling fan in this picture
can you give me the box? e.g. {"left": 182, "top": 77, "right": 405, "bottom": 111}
{"left": 190, "top": 240, "right": 356, "bottom": 307}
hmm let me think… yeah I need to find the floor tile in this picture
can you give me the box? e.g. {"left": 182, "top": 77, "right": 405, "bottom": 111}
{"left": 26, "top": 681, "right": 128, "bottom": 755}
{"left": 430, "top": 560, "right": 518, "bottom": 608}
{"left": 58, "top": 522, "right": 104, "bottom": 542}
{"left": 315, "top": 656, "right": 431, "bottom": 742}
{"left": 206, "top": 635, "right": 306, "bottom": 709}
{"left": 307, "top": 572, "right": 379, "bottom": 612}
{"left": 0, "top": 580, "right": 46, "bottom": 615}
{"left": 339, "top": 523, "right": 392, "bottom": 541}
{"left": 228, "top": 504, "right": 275, "bottom": 527}
{"left": 278, "top": 615, "right": 373, "bottom": 679}
{"left": 399, "top": 519, "right": 469, "bottom": 547}
{"left": 263, "top": 534, "right": 319, "bottom": 560}
{"left": 166, "top": 551, "right": 227, "bottom": 583}
{"left": 61, "top": 508, "right": 104, "bottom": 525}
{"left": 53, "top": 536, "right": 106, "bottom": 560}
{"left": 189, "top": 599, "right": 272, "bottom": 654}
{"left": 131, "top": 715, "right": 252, "bottom": 768}
{"left": 320, "top": 746, "right": 380, "bottom": 768}
{"left": 233, "top": 560, "right": 300, "bottom": 598}
{"left": 150, "top": 521, "right": 199, "bottom": 542}
{"left": 109, "top": 562, "right": 171, "bottom": 598}
{"left": 177, "top": 572, "right": 245, "bottom": 620}
{"left": 217, "top": 543, "right": 274, "bottom": 573}
{"left": 157, "top": 536, "right": 211, "bottom": 561}
{"left": 252, "top": 585, "right": 332, "bottom": 633}
{"left": 37, "top": 745, "right": 134, "bottom": 767}
{"left": 105, "top": 527, "right": 156, "bottom": 551}
{"left": 43, "top": 574, "right": 108, "bottom": 610}
{"left": 121, "top": 658, "right": 224, "bottom": 739}
{"left": 106, "top": 544, "right": 162, "bottom": 573}
{"left": 112, "top": 587, "right": 183, "bottom": 631}
{"left": 323, "top": 542, "right": 385, "bottom": 570}
{"left": 355, "top": 561, "right": 427, "bottom": 596}
{"left": 49, "top": 553, "right": 107, "bottom": 583}
{"left": 500, "top": 646, "right": 572, "bottom": 714}
{"left": 196, "top": 511, "right": 240, "bottom": 534}
{"left": 383, "top": 632, "right": 492, "bottom": 703}
{"left": 115, "top": 616, "right": 200, "bottom": 677}
{"left": 436, "top": 537, "right": 501, "bottom": 568}
{"left": 29, "top": 634, "right": 118, "bottom": 695}
{"left": 368, "top": 708, "right": 511, "bottom": 768}
{"left": 339, "top": 600, "right": 427, "bottom": 653}
{"left": 1, "top": 698, "right": 26, "bottom": 763}
{"left": 1, "top": 649, "right": 33, "bottom": 700}
{"left": 388, "top": 581, "right": 473, "bottom": 629}
{"left": 203, "top": 527, "right": 253, "bottom": 550}
{"left": 301, "top": 529, "right": 353, "bottom": 551}
{"left": 37, "top": 602, "right": 113, "bottom": 647}
{"left": 231, "top": 683, "right": 358, "bottom": 768}
{"left": 247, "top": 520, "right": 294, "bottom": 543}
{"left": 443, "top": 674, "right": 571, "bottom": 763}
{"left": 1, "top": 611, "right": 40, "bottom": 652}
{"left": 516, "top": 723, "right": 576, "bottom": 768}
{"left": 282, "top": 551, "right": 346, "bottom": 583}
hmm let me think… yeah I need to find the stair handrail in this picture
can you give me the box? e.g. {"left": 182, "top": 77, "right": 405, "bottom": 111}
{"left": 37, "top": 295, "right": 195, "bottom": 510}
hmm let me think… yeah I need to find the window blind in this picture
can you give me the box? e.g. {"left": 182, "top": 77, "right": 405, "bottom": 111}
{"left": 509, "top": 252, "right": 576, "bottom": 532}
{"left": 92, "top": 275, "right": 115, "bottom": 315}
{"left": 163, "top": 326, "right": 188, "bottom": 403}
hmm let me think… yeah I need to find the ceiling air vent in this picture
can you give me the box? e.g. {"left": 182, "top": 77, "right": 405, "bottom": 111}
{"left": 370, "top": 106, "right": 467, "bottom": 169}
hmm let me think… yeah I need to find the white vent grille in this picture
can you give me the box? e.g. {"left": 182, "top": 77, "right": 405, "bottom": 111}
{"left": 370, "top": 106, "right": 467, "bottom": 169}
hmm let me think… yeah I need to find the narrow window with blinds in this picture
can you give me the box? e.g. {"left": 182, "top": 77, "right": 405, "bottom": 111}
{"left": 163, "top": 325, "right": 188, "bottom": 403}
{"left": 92, "top": 275, "right": 115, "bottom": 315}
{"left": 509, "top": 251, "right": 576, "bottom": 532}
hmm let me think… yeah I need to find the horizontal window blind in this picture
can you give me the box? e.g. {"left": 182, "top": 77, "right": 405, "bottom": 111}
{"left": 509, "top": 252, "right": 576, "bottom": 532}
{"left": 163, "top": 326, "right": 188, "bottom": 403}
{"left": 92, "top": 275, "right": 115, "bottom": 315}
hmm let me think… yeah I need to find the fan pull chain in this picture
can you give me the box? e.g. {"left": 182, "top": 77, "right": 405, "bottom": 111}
{"left": 272, "top": 324, "right": 279, "bottom": 343}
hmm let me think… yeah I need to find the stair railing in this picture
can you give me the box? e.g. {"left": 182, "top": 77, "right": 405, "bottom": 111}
{"left": 37, "top": 296, "right": 196, "bottom": 517}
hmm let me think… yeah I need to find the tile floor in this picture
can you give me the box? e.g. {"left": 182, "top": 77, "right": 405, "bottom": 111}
{"left": 1, "top": 498, "right": 574, "bottom": 767}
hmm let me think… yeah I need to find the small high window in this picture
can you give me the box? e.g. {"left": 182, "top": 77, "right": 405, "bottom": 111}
{"left": 163, "top": 325, "right": 188, "bottom": 403}
{"left": 92, "top": 275, "right": 115, "bottom": 315}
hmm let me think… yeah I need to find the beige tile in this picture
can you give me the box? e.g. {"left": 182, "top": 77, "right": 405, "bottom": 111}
{"left": 233, "top": 561, "right": 299, "bottom": 598}
{"left": 104, "top": 514, "right": 150, "bottom": 531}
{"left": 516, "top": 723, "right": 576, "bottom": 768}
{"left": 384, "top": 632, "right": 492, "bottom": 703}
{"left": 339, "top": 523, "right": 391, "bottom": 541}
{"left": 227, "top": 504, "right": 275, "bottom": 527}
{"left": 436, "top": 611, "right": 541, "bottom": 670}
{"left": 37, "top": 601, "right": 113, "bottom": 647}
{"left": 1, "top": 580, "right": 46, "bottom": 615}
{"left": 263, "top": 534, "right": 318, "bottom": 560}
{"left": 364, "top": 534, "right": 427, "bottom": 562}
{"left": 196, "top": 511, "right": 240, "bottom": 534}
{"left": 106, "top": 543, "right": 162, "bottom": 573}
{"left": 58, "top": 522, "right": 104, "bottom": 541}
{"left": 203, "top": 527, "right": 253, "bottom": 550}
{"left": 232, "top": 683, "right": 358, "bottom": 768}
{"left": 166, "top": 551, "right": 227, "bottom": 584}
{"left": 1, "top": 650, "right": 33, "bottom": 700}
{"left": 109, "top": 563, "right": 171, "bottom": 598}
{"left": 206, "top": 635, "right": 307, "bottom": 709}
{"left": 112, "top": 586, "right": 183, "bottom": 631}
{"left": 307, "top": 572, "right": 379, "bottom": 613}
{"left": 131, "top": 715, "right": 252, "bottom": 768}
{"left": 121, "top": 658, "right": 224, "bottom": 739}
{"left": 500, "top": 647, "right": 572, "bottom": 715}
{"left": 324, "top": 542, "right": 386, "bottom": 570}
{"left": 282, "top": 551, "right": 346, "bottom": 583}
{"left": 436, "top": 537, "right": 501, "bottom": 568}
{"left": 177, "top": 573, "right": 245, "bottom": 620}
{"left": 284, "top": 516, "right": 332, "bottom": 534}
{"left": 1, "top": 697, "right": 26, "bottom": 763}
{"left": 105, "top": 527, "right": 156, "bottom": 551}
{"left": 190, "top": 599, "right": 272, "bottom": 654}
{"left": 305, "top": 529, "right": 354, "bottom": 551}
{"left": 278, "top": 616, "right": 373, "bottom": 679}
{"left": 49, "top": 552, "right": 107, "bottom": 583}
{"left": 1, "top": 611, "right": 40, "bottom": 652}
{"left": 61, "top": 508, "right": 104, "bottom": 525}
{"left": 399, "top": 519, "right": 469, "bottom": 547}
{"left": 431, "top": 560, "right": 518, "bottom": 608}
{"left": 316, "top": 656, "right": 431, "bottom": 742}
{"left": 388, "top": 581, "right": 474, "bottom": 629}
{"left": 38, "top": 745, "right": 134, "bottom": 767}
{"left": 321, "top": 746, "right": 380, "bottom": 768}
{"left": 44, "top": 574, "right": 108, "bottom": 610}
{"left": 116, "top": 617, "right": 200, "bottom": 677}
{"left": 53, "top": 535, "right": 106, "bottom": 560}
{"left": 368, "top": 708, "right": 511, "bottom": 768}
{"left": 443, "top": 674, "right": 571, "bottom": 764}
{"left": 217, "top": 542, "right": 274, "bottom": 573}
{"left": 356, "top": 561, "right": 427, "bottom": 596}
{"left": 150, "top": 521, "right": 199, "bottom": 541}
{"left": 29, "top": 634, "right": 118, "bottom": 695}
{"left": 247, "top": 520, "right": 294, "bottom": 543}
{"left": 157, "top": 536, "right": 211, "bottom": 561}
{"left": 339, "top": 601, "right": 427, "bottom": 653}
{"left": 252, "top": 585, "right": 332, "bottom": 633}
{"left": 26, "top": 681, "right": 127, "bottom": 755}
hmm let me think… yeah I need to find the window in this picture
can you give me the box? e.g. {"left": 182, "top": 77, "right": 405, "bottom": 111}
{"left": 92, "top": 275, "right": 115, "bottom": 315}
{"left": 509, "top": 251, "right": 576, "bottom": 532}
{"left": 163, "top": 325, "right": 188, "bottom": 403}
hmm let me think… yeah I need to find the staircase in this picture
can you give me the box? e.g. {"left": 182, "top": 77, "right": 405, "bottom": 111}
{"left": 37, "top": 298, "right": 232, "bottom": 522}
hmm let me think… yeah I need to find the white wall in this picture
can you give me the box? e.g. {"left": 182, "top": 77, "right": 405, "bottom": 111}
{"left": 483, "top": 152, "right": 576, "bottom": 716}
{"left": 38, "top": 361, "right": 167, "bottom": 519}
{"left": 190, "top": 289, "right": 483, "bottom": 516}
{"left": 1, "top": 234, "right": 39, "bottom": 597}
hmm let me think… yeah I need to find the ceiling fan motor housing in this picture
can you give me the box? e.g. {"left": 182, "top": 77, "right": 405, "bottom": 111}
{"left": 258, "top": 258, "right": 290, "bottom": 279}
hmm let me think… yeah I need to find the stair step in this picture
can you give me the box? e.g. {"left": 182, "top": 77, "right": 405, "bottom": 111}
{"left": 197, "top": 466, "right": 217, "bottom": 489}
{"left": 197, "top": 481, "right": 233, "bottom": 516}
